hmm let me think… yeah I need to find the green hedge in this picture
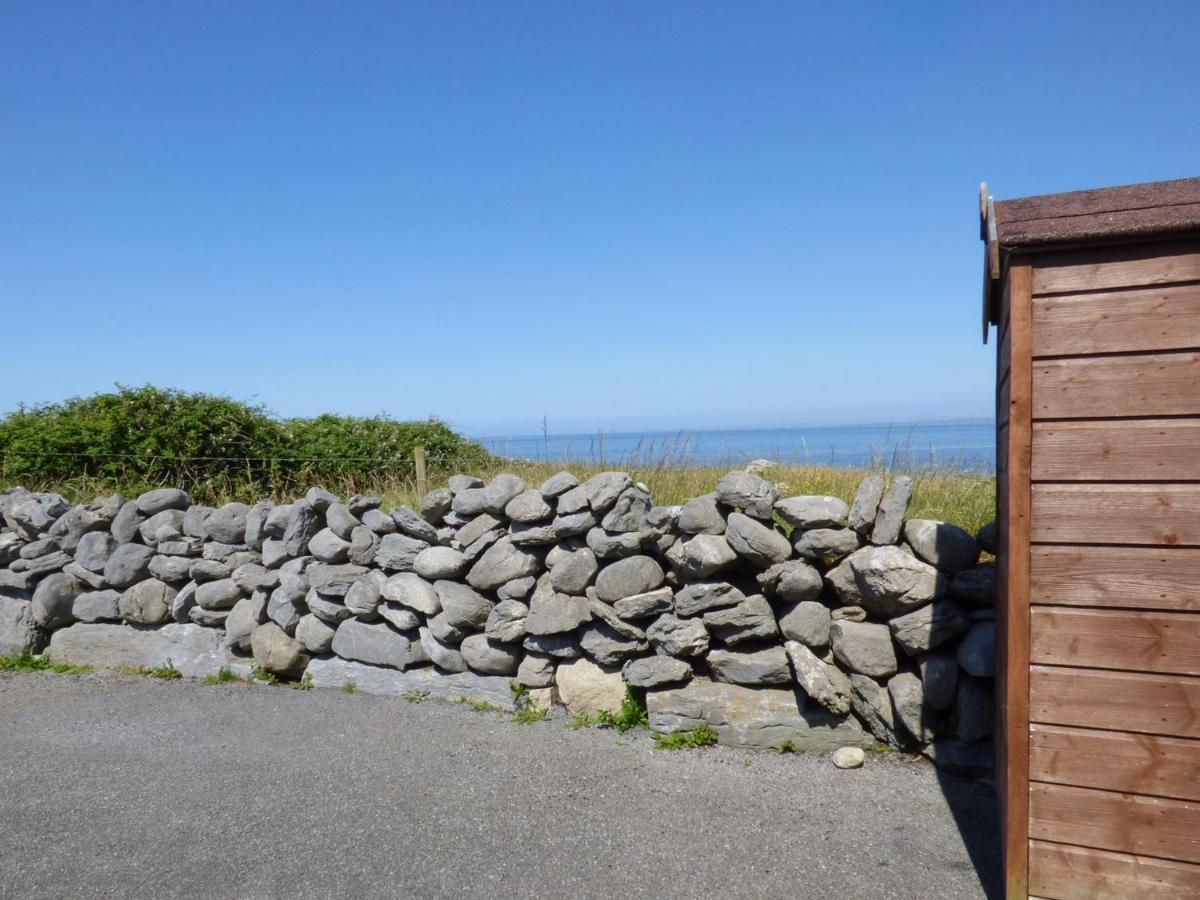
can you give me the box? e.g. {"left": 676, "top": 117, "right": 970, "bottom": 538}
{"left": 0, "top": 385, "right": 492, "bottom": 502}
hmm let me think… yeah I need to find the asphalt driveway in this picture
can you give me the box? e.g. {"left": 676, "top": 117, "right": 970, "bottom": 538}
{"left": 0, "top": 672, "right": 1000, "bottom": 899}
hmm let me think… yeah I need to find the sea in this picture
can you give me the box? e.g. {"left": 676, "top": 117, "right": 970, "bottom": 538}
{"left": 479, "top": 421, "right": 995, "bottom": 472}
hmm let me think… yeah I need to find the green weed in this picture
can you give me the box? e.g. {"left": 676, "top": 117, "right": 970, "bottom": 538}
{"left": 567, "top": 713, "right": 594, "bottom": 730}
{"left": 0, "top": 650, "right": 91, "bottom": 675}
{"left": 511, "top": 705, "right": 549, "bottom": 725}
{"left": 594, "top": 688, "right": 649, "bottom": 734}
{"left": 201, "top": 666, "right": 247, "bottom": 685}
{"left": 455, "top": 695, "right": 503, "bottom": 713}
{"left": 652, "top": 725, "right": 719, "bottom": 751}
{"left": 250, "top": 665, "right": 279, "bottom": 686}
{"left": 289, "top": 671, "right": 314, "bottom": 691}
{"left": 342, "top": 680, "right": 356, "bottom": 694}
{"left": 401, "top": 690, "right": 430, "bottom": 703}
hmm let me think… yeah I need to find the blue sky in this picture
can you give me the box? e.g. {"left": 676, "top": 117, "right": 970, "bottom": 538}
{"left": 3, "top": 2, "right": 1198, "bottom": 439}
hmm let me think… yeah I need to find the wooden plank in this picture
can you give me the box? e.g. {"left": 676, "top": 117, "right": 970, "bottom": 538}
{"left": 1003, "top": 203, "right": 1200, "bottom": 248}
{"left": 1030, "top": 665, "right": 1200, "bottom": 738}
{"left": 1030, "top": 724, "right": 1200, "bottom": 802}
{"left": 1029, "top": 782, "right": 1200, "bottom": 864}
{"left": 1031, "top": 484, "right": 1200, "bottom": 546}
{"left": 999, "top": 177, "right": 1200, "bottom": 224}
{"left": 1030, "top": 545, "right": 1200, "bottom": 611}
{"left": 1033, "top": 352, "right": 1200, "bottom": 419}
{"left": 1031, "top": 607, "right": 1200, "bottom": 676}
{"left": 1029, "top": 840, "right": 1200, "bottom": 899}
{"left": 997, "top": 371, "right": 1010, "bottom": 426}
{"left": 1032, "top": 420, "right": 1200, "bottom": 481}
{"left": 1001, "top": 262, "right": 1033, "bottom": 899}
{"left": 1032, "top": 241, "right": 1200, "bottom": 295}
{"left": 1033, "top": 283, "right": 1200, "bottom": 357}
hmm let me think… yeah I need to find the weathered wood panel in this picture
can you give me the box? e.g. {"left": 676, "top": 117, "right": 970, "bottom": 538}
{"left": 1032, "top": 242, "right": 1200, "bottom": 295}
{"left": 1031, "top": 420, "right": 1200, "bottom": 481}
{"left": 1030, "top": 665, "right": 1200, "bottom": 738}
{"left": 1000, "top": 263, "right": 1032, "bottom": 899}
{"left": 1030, "top": 607, "right": 1200, "bottom": 676}
{"left": 1030, "top": 545, "right": 1200, "bottom": 611}
{"left": 1032, "top": 283, "right": 1200, "bottom": 357}
{"left": 1029, "top": 724, "right": 1200, "bottom": 803}
{"left": 1029, "top": 782, "right": 1200, "bottom": 864}
{"left": 1029, "top": 840, "right": 1200, "bottom": 900}
{"left": 1031, "top": 484, "right": 1200, "bottom": 546}
{"left": 1033, "top": 352, "right": 1200, "bottom": 419}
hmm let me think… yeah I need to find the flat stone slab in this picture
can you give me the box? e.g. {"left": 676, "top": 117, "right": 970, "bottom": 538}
{"left": 306, "top": 657, "right": 516, "bottom": 711}
{"left": 48, "top": 622, "right": 249, "bottom": 678}
{"left": 646, "top": 677, "right": 867, "bottom": 751}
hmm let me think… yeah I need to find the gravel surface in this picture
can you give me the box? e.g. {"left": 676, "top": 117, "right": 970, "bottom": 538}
{"left": 0, "top": 672, "right": 1000, "bottom": 899}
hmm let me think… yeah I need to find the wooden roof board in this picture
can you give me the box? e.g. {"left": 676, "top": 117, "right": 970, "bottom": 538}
{"left": 994, "top": 176, "right": 1200, "bottom": 248}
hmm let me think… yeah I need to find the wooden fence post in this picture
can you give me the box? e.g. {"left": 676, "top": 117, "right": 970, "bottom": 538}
{"left": 414, "top": 445, "right": 427, "bottom": 500}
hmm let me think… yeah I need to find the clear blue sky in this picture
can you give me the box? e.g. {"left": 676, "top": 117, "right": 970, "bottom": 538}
{"left": 3, "top": 2, "right": 1198, "bottom": 439}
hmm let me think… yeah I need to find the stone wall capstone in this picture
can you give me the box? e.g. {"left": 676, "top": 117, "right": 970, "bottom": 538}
{"left": 0, "top": 470, "right": 995, "bottom": 770}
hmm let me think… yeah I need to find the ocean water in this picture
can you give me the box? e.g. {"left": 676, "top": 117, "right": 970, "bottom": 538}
{"left": 479, "top": 422, "right": 995, "bottom": 472}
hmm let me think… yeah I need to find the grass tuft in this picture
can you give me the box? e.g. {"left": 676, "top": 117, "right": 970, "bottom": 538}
{"left": 401, "top": 690, "right": 430, "bottom": 703}
{"left": 652, "top": 725, "right": 719, "bottom": 751}
{"left": 455, "top": 695, "right": 503, "bottom": 713}
{"left": 120, "top": 658, "right": 182, "bottom": 680}
{"left": 0, "top": 650, "right": 91, "bottom": 675}
{"left": 201, "top": 666, "right": 247, "bottom": 685}
{"left": 250, "top": 665, "right": 279, "bottom": 686}
{"left": 567, "top": 713, "right": 594, "bottom": 730}
{"left": 594, "top": 688, "right": 649, "bottom": 734}
{"left": 511, "top": 705, "right": 549, "bottom": 725}
{"left": 289, "top": 671, "right": 314, "bottom": 691}
{"left": 341, "top": 680, "right": 356, "bottom": 694}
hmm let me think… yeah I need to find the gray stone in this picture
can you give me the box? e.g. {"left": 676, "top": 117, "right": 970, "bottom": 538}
{"left": 757, "top": 560, "right": 823, "bottom": 604}
{"left": 428, "top": 611, "right": 465, "bottom": 645}
{"left": 496, "top": 576, "right": 536, "bottom": 602}
{"left": 956, "top": 622, "right": 995, "bottom": 677}
{"left": 525, "top": 582, "right": 591, "bottom": 635}
{"left": 148, "top": 554, "right": 191, "bottom": 583}
{"left": 382, "top": 573, "right": 440, "bottom": 616}
{"left": 306, "top": 588, "right": 354, "bottom": 624}
{"left": 205, "top": 503, "right": 249, "bottom": 545}
{"left": 184, "top": 504, "right": 214, "bottom": 538}
{"left": 708, "top": 646, "right": 792, "bottom": 686}
{"left": 586, "top": 598, "right": 646, "bottom": 640}
{"left": 201, "top": 542, "right": 251, "bottom": 562}
{"left": 62, "top": 562, "right": 105, "bottom": 590}
{"left": 522, "top": 632, "right": 582, "bottom": 658}
{"left": 224, "top": 594, "right": 268, "bottom": 651}
{"left": 775, "top": 496, "right": 849, "bottom": 530}
{"left": 170, "top": 581, "right": 198, "bottom": 624}
{"left": 777, "top": 600, "right": 832, "bottom": 648}
{"left": 374, "top": 533, "right": 430, "bottom": 571}
{"left": 508, "top": 523, "right": 558, "bottom": 546}
{"left": 485, "top": 598, "right": 528, "bottom": 643}
{"left": 73, "top": 589, "right": 122, "bottom": 623}
{"left": 889, "top": 672, "right": 935, "bottom": 743}
{"left": 614, "top": 586, "right": 674, "bottom": 620}
{"left": 505, "top": 489, "right": 553, "bottom": 523}
{"left": 466, "top": 537, "right": 540, "bottom": 591}
{"left": 792, "top": 527, "right": 862, "bottom": 563}
{"left": 481, "top": 474, "right": 526, "bottom": 516}
{"left": 903, "top": 520, "right": 980, "bottom": 574}
{"left": 703, "top": 594, "right": 779, "bottom": 646}
{"left": 849, "top": 673, "right": 900, "bottom": 747}
{"left": 419, "top": 626, "right": 467, "bottom": 672}
{"left": 677, "top": 493, "right": 725, "bottom": 535}
{"left": 956, "top": 676, "right": 994, "bottom": 742}
{"left": 950, "top": 563, "right": 996, "bottom": 607}
{"left": 833, "top": 746, "right": 866, "bottom": 769}
{"left": 447, "top": 474, "right": 484, "bottom": 494}
{"left": 516, "top": 652, "right": 555, "bottom": 687}
{"left": 331, "top": 618, "right": 421, "bottom": 670}
{"left": 830, "top": 621, "right": 897, "bottom": 678}
{"left": 191, "top": 559, "right": 231, "bottom": 584}
{"left": 594, "top": 555, "right": 664, "bottom": 603}
{"left": 20, "top": 538, "right": 60, "bottom": 560}
{"left": 119, "top": 578, "right": 175, "bottom": 625}
{"left": 556, "top": 485, "right": 589, "bottom": 515}
{"left": 347, "top": 526, "right": 380, "bottom": 567}
{"left": 195, "top": 578, "right": 242, "bottom": 611}
{"left": 48, "top": 507, "right": 103, "bottom": 552}
{"left": 103, "top": 543, "right": 156, "bottom": 589}
{"left": 645, "top": 614, "right": 709, "bottom": 657}
{"left": 462, "top": 530, "right": 502, "bottom": 565}
{"left": 134, "top": 487, "right": 190, "bottom": 516}
{"left": 232, "top": 562, "right": 274, "bottom": 594}
{"left": 157, "top": 537, "right": 202, "bottom": 557}
{"left": 976, "top": 521, "right": 997, "bottom": 555}
{"left": 307, "top": 656, "right": 516, "bottom": 710}
{"left": 294, "top": 613, "right": 336, "bottom": 654}
{"left": 251, "top": 622, "right": 310, "bottom": 676}
{"left": 138, "top": 508, "right": 186, "bottom": 544}
{"left": 435, "top": 580, "right": 493, "bottom": 629}
{"left": 580, "top": 621, "right": 649, "bottom": 666}
{"left": 109, "top": 502, "right": 146, "bottom": 544}
{"left": 0, "top": 596, "right": 40, "bottom": 654}
{"left": 324, "top": 502, "right": 360, "bottom": 541}
{"left": 549, "top": 547, "right": 598, "bottom": 595}
{"left": 306, "top": 527, "right": 351, "bottom": 565}
{"left": 361, "top": 508, "right": 396, "bottom": 535}
{"left": 539, "top": 471, "right": 579, "bottom": 499}
{"left": 647, "top": 678, "right": 865, "bottom": 751}
{"left": 261, "top": 538, "right": 289, "bottom": 569}
{"left": 622, "top": 655, "right": 692, "bottom": 688}
{"left": 600, "top": 485, "right": 651, "bottom": 533}
{"left": 724, "top": 513, "right": 791, "bottom": 568}
{"left": 413, "top": 546, "right": 467, "bottom": 581}
{"left": 190, "top": 605, "right": 231, "bottom": 627}
{"left": 266, "top": 588, "right": 303, "bottom": 634}
{"left": 848, "top": 476, "right": 885, "bottom": 535}
{"left": 344, "top": 570, "right": 386, "bottom": 619}
{"left": 585, "top": 527, "right": 642, "bottom": 559}
{"left": 552, "top": 510, "right": 596, "bottom": 539}
{"left": 32, "top": 572, "right": 82, "bottom": 629}
{"left": 785, "top": 640, "right": 851, "bottom": 715}
{"left": 919, "top": 653, "right": 959, "bottom": 711}
{"left": 304, "top": 487, "right": 338, "bottom": 513}
{"left": 583, "top": 472, "right": 632, "bottom": 514}
{"left": 418, "top": 487, "right": 454, "bottom": 525}
{"left": 50, "top": 622, "right": 241, "bottom": 678}
{"left": 665, "top": 533, "right": 738, "bottom": 580}
{"left": 243, "top": 500, "right": 274, "bottom": 550}
{"left": 831, "top": 545, "right": 947, "bottom": 618}
{"left": 391, "top": 506, "right": 440, "bottom": 543}
{"left": 888, "top": 600, "right": 970, "bottom": 656}
{"left": 870, "top": 476, "right": 913, "bottom": 545}
{"left": 460, "top": 633, "right": 521, "bottom": 675}
{"left": 282, "top": 501, "right": 321, "bottom": 557}
{"left": 715, "top": 471, "right": 778, "bottom": 520}
{"left": 674, "top": 580, "right": 744, "bottom": 617}
{"left": 377, "top": 604, "right": 421, "bottom": 631}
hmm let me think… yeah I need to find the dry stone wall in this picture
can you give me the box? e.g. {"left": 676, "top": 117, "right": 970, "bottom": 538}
{"left": 0, "top": 469, "right": 996, "bottom": 769}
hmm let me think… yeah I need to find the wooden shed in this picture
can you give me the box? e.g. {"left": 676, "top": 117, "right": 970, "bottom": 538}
{"left": 983, "top": 176, "right": 1200, "bottom": 899}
